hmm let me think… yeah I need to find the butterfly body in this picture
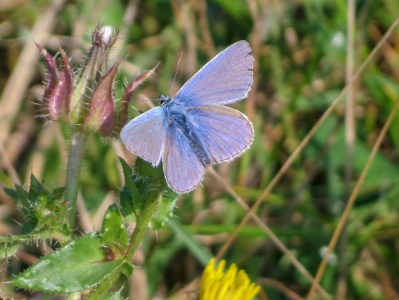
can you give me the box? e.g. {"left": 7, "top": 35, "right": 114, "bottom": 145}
{"left": 161, "top": 95, "right": 212, "bottom": 167}
{"left": 121, "top": 41, "right": 254, "bottom": 193}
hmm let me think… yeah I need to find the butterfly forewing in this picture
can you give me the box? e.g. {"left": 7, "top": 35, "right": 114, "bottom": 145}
{"left": 120, "top": 108, "right": 166, "bottom": 166}
{"left": 163, "top": 122, "right": 206, "bottom": 193}
{"left": 175, "top": 41, "right": 253, "bottom": 106}
{"left": 186, "top": 105, "right": 254, "bottom": 164}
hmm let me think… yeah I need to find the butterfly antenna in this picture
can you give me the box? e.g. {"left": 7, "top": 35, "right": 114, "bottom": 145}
{"left": 168, "top": 52, "right": 183, "bottom": 95}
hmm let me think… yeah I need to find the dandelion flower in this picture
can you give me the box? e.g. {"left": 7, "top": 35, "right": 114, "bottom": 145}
{"left": 199, "top": 258, "right": 260, "bottom": 300}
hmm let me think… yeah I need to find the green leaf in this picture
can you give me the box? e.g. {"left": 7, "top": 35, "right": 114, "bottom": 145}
{"left": 21, "top": 221, "right": 38, "bottom": 235}
{"left": 0, "top": 243, "right": 20, "bottom": 259}
{"left": 13, "top": 234, "right": 131, "bottom": 293}
{"left": 3, "top": 187, "right": 18, "bottom": 201}
{"left": 119, "top": 157, "right": 168, "bottom": 221}
{"left": 119, "top": 157, "right": 174, "bottom": 229}
{"left": 5, "top": 175, "right": 69, "bottom": 237}
{"left": 50, "top": 187, "right": 66, "bottom": 201}
{"left": 119, "top": 261, "right": 133, "bottom": 276}
{"left": 135, "top": 158, "right": 163, "bottom": 180}
{"left": 149, "top": 191, "right": 178, "bottom": 230}
{"left": 101, "top": 204, "right": 129, "bottom": 258}
{"left": 28, "top": 174, "right": 47, "bottom": 206}
{"left": 14, "top": 184, "right": 31, "bottom": 217}
{"left": 119, "top": 157, "right": 141, "bottom": 214}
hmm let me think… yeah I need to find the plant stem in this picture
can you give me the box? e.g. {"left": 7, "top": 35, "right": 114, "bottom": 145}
{"left": 87, "top": 190, "right": 161, "bottom": 299}
{"left": 65, "top": 131, "right": 86, "bottom": 230}
{"left": 125, "top": 192, "right": 161, "bottom": 259}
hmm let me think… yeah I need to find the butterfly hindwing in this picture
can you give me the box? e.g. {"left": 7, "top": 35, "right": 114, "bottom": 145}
{"left": 186, "top": 105, "right": 254, "bottom": 164}
{"left": 162, "top": 121, "right": 206, "bottom": 193}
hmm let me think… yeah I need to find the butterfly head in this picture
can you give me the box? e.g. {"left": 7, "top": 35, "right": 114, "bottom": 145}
{"left": 159, "top": 93, "right": 172, "bottom": 105}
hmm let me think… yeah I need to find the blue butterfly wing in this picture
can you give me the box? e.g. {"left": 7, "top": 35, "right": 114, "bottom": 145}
{"left": 120, "top": 107, "right": 166, "bottom": 166}
{"left": 121, "top": 41, "right": 254, "bottom": 193}
{"left": 186, "top": 105, "right": 254, "bottom": 163}
{"left": 175, "top": 41, "right": 253, "bottom": 106}
{"left": 162, "top": 121, "right": 206, "bottom": 193}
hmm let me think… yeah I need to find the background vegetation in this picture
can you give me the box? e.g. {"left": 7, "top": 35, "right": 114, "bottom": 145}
{"left": 1, "top": 0, "right": 399, "bottom": 299}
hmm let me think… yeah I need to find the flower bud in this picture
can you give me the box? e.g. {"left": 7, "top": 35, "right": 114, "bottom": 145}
{"left": 69, "top": 26, "right": 119, "bottom": 125}
{"left": 84, "top": 61, "right": 120, "bottom": 136}
{"left": 119, "top": 63, "right": 159, "bottom": 128}
{"left": 48, "top": 49, "right": 73, "bottom": 121}
{"left": 36, "top": 43, "right": 73, "bottom": 122}
{"left": 36, "top": 25, "right": 156, "bottom": 137}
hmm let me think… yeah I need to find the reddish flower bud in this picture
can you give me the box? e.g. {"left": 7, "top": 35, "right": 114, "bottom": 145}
{"left": 119, "top": 63, "right": 159, "bottom": 128}
{"left": 84, "top": 61, "right": 120, "bottom": 136}
{"left": 36, "top": 25, "right": 156, "bottom": 136}
{"left": 69, "top": 26, "right": 119, "bottom": 124}
{"left": 36, "top": 43, "right": 74, "bottom": 122}
{"left": 48, "top": 49, "right": 74, "bottom": 121}
{"left": 35, "top": 42, "right": 57, "bottom": 109}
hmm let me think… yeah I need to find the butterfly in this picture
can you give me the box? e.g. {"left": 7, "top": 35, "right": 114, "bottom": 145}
{"left": 120, "top": 41, "right": 254, "bottom": 193}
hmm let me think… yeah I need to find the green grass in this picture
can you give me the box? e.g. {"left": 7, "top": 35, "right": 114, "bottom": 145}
{"left": 1, "top": 0, "right": 399, "bottom": 299}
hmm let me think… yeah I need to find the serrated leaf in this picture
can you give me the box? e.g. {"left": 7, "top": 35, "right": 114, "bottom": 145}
{"left": 3, "top": 187, "right": 18, "bottom": 201}
{"left": 119, "top": 186, "right": 136, "bottom": 221}
{"left": 119, "top": 175, "right": 156, "bottom": 222}
{"left": 119, "top": 157, "right": 141, "bottom": 207}
{"left": 28, "top": 174, "right": 46, "bottom": 205}
{"left": 119, "top": 260, "right": 134, "bottom": 276}
{"left": 119, "top": 157, "right": 142, "bottom": 219}
{"left": 119, "top": 157, "right": 171, "bottom": 226}
{"left": 13, "top": 234, "right": 130, "bottom": 293}
{"left": 135, "top": 158, "right": 164, "bottom": 180}
{"left": 50, "top": 187, "right": 65, "bottom": 201}
{"left": 149, "top": 192, "right": 178, "bottom": 230}
{"left": 21, "top": 221, "right": 37, "bottom": 234}
{"left": 0, "top": 243, "right": 20, "bottom": 259}
{"left": 5, "top": 176, "right": 69, "bottom": 236}
{"left": 101, "top": 204, "right": 129, "bottom": 258}
{"left": 15, "top": 184, "right": 30, "bottom": 217}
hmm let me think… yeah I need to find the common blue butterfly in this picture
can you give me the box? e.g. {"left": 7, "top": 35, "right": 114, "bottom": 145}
{"left": 120, "top": 41, "right": 254, "bottom": 193}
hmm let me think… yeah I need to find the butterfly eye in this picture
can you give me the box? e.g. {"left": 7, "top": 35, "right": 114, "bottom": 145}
{"left": 159, "top": 93, "right": 171, "bottom": 105}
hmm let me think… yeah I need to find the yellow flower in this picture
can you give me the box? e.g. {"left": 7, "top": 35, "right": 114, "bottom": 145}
{"left": 199, "top": 258, "right": 260, "bottom": 300}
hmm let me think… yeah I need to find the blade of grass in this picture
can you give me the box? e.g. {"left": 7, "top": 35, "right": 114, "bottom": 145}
{"left": 0, "top": 0, "right": 66, "bottom": 149}
{"left": 209, "top": 168, "right": 329, "bottom": 297}
{"left": 339, "top": 0, "right": 356, "bottom": 298}
{"left": 216, "top": 14, "right": 399, "bottom": 296}
{"left": 258, "top": 278, "right": 303, "bottom": 300}
{"left": 307, "top": 98, "right": 399, "bottom": 299}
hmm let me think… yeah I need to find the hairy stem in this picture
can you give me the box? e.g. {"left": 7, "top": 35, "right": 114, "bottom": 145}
{"left": 65, "top": 131, "right": 86, "bottom": 230}
{"left": 125, "top": 192, "right": 161, "bottom": 259}
{"left": 87, "top": 190, "right": 161, "bottom": 299}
